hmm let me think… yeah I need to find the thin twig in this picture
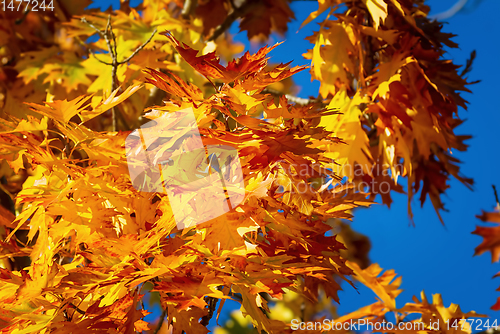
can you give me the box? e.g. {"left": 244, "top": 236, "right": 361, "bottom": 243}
{"left": 105, "top": 15, "right": 118, "bottom": 88}
{"left": 80, "top": 17, "right": 105, "bottom": 37}
{"left": 262, "top": 87, "right": 324, "bottom": 106}
{"left": 109, "top": 22, "right": 118, "bottom": 61}
{"left": 14, "top": 8, "right": 31, "bottom": 25}
{"left": 105, "top": 15, "right": 116, "bottom": 59}
{"left": 68, "top": 303, "right": 86, "bottom": 315}
{"left": 493, "top": 185, "right": 499, "bottom": 208}
{"left": 181, "top": 0, "right": 197, "bottom": 19}
{"left": 208, "top": 0, "right": 255, "bottom": 41}
{"left": 88, "top": 48, "right": 112, "bottom": 65}
{"left": 103, "top": 16, "right": 119, "bottom": 131}
{"left": 200, "top": 296, "right": 218, "bottom": 327}
{"left": 283, "top": 94, "right": 321, "bottom": 106}
{"left": 153, "top": 308, "right": 167, "bottom": 334}
{"left": 461, "top": 50, "right": 476, "bottom": 77}
{"left": 119, "top": 28, "right": 158, "bottom": 64}
{"left": 81, "top": 16, "right": 156, "bottom": 131}
{"left": 224, "top": 115, "right": 230, "bottom": 131}
{"left": 104, "top": 19, "right": 116, "bottom": 75}
{"left": 428, "top": 0, "right": 469, "bottom": 20}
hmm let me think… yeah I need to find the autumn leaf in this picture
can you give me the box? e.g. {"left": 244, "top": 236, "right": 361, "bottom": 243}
{"left": 79, "top": 84, "right": 143, "bottom": 122}
{"left": 163, "top": 32, "right": 300, "bottom": 86}
{"left": 0, "top": 1, "right": 484, "bottom": 333}
{"left": 163, "top": 31, "right": 227, "bottom": 79}
{"left": 347, "top": 261, "right": 402, "bottom": 310}
{"left": 238, "top": 0, "right": 295, "bottom": 40}
{"left": 363, "top": 0, "right": 389, "bottom": 30}
{"left": 26, "top": 95, "right": 93, "bottom": 123}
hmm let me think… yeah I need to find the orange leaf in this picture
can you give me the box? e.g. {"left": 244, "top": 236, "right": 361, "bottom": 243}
{"left": 473, "top": 213, "right": 500, "bottom": 262}
{"left": 26, "top": 95, "right": 92, "bottom": 123}
{"left": 162, "top": 32, "right": 291, "bottom": 84}
{"left": 162, "top": 31, "right": 226, "bottom": 79}
{"left": 144, "top": 68, "right": 203, "bottom": 101}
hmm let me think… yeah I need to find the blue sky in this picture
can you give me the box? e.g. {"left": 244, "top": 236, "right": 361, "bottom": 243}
{"left": 333, "top": 0, "right": 500, "bottom": 319}
{"left": 227, "top": 0, "right": 500, "bottom": 322}
{"left": 88, "top": 0, "right": 500, "bottom": 329}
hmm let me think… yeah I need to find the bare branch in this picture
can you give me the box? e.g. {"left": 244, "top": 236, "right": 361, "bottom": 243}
{"left": 81, "top": 16, "right": 120, "bottom": 130}
{"left": 102, "top": 16, "right": 119, "bottom": 131}
{"left": 82, "top": 16, "right": 156, "bottom": 131}
{"left": 428, "top": 0, "right": 468, "bottom": 20}
{"left": 200, "top": 296, "right": 218, "bottom": 327}
{"left": 153, "top": 308, "right": 167, "bottom": 334}
{"left": 284, "top": 94, "right": 321, "bottom": 106}
{"left": 460, "top": 49, "right": 476, "bottom": 77}
{"left": 208, "top": 0, "right": 256, "bottom": 41}
{"left": 493, "top": 185, "right": 499, "bottom": 209}
{"left": 109, "top": 20, "right": 118, "bottom": 60}
{"left": 88, "top": 48, "right": 112, "bottom": 65}
{"left": 119, "top": 28, "right": 158, "bottom": 64}
{"left": 181, "top": 0, "right": 197, "bottom": 19}
{"left": 68, "top": 303, "right": 86, "bottom": 315}
{"left": 105, "top": 15, "right": 116, "bottom": 60}
{"left": 80, "top": 17, "right": 105, "bottom": 37}
{"left": 262, "top": 87, "right": 324, "bottom": 106}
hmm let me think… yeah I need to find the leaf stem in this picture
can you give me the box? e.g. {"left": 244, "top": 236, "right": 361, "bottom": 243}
{"left": 153, "top": 308, "right": 167, "bottom": 334}
{"left": 81, "top": 16, "right": 157, "bottom": 131}
{"left": 208, "top": 0, "right": 255, "bottom": 41}
{"left": 493, "top": 185, "right": 499, "bottom": 209}
{"left": 119, "top": 28, "right": 158, "bottom": 65}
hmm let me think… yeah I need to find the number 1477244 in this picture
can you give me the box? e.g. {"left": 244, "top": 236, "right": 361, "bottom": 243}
{"left": 447, "top": 319, "right": 498, "bottom": 331}
{"left": 1, "top": 0, "right": 54, "bottom": 11}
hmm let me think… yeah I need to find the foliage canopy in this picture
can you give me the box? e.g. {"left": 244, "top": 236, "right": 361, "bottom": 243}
{"left": 0, "top": 0, "right": 495, "bottom": 333}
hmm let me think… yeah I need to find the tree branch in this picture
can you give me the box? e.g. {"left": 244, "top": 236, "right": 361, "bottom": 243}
{"left": 80, "top": 17, "right": 105, "bottom": 37}
{"left": 262, "top": 87, "right": 324, "bottom": 106}
{"left": 493, "top": 185, "right": 499, "bottom": 209}
{"left": 81, "top": 16, "right": 156, "bottom": 131}
{"left": 88, "top": 48, "right": 112, "bottom": 65}
{"left": 109, "top": 19, "right": 118, "bottom": 62}
{"left": 181, "top": 0, "right": 197, "bottom": 19}
{"left": 208, "top": 0, "right": 256, "bottom": 41}
{"left": 68, "top": 303, "right": 86, "bottom": 315}
{"left": 200, "top": 296, "right": 218, "bottom": 327}
{"left": 428, "top": 0, "right": 469, "bottom": 20}
{"left": 153, "top": 308, "right": 167, "bottom": 334}
{"left": 119, "top": 28, "right": 158, "bottom": 64}
{"left": 460, "top": 49, "right": 476, "bottom": 77}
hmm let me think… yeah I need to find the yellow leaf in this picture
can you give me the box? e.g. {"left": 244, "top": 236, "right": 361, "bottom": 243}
{"left": 347, "top": 261, "right": 402, "bottom": 310}
{"left": 26, "top": 95, "right": 93, "bottom": 124}
{"left": 304, "top": 21, "right": 356, "bottom": 97}
{"left": 362, "top": 0, "right": 388, "bottom": 30}
{"left": 99, "top": 282, "right": 128, "bottom": 307}
{"left": 321, "top": 89, "right": 373, "bottom": 179}
{"left": 79, "top": 84, "right": 143, "bottom": 122}
{"left": 300, "top": 0, "right": 338, "bottom": 29}
{"left": 0, "top": 115, "right": 48, "bottom": 134}
{"left": 39, "top": 53, "right": 92, "bottom": 92}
